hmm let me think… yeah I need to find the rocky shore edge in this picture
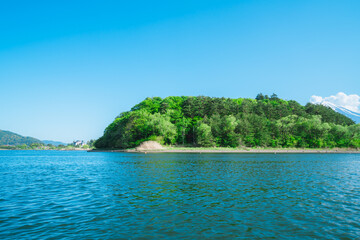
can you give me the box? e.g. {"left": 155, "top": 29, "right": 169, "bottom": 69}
{"left": 89, "top": 148, "right": 360, "bottom": 154}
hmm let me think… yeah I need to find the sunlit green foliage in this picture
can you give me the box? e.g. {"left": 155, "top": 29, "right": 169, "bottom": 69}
{"left": 95, "top": 95, "right": 359, "bottom": 149}
{"left": 195, "top": 123, "right": 215, "bottom": 147}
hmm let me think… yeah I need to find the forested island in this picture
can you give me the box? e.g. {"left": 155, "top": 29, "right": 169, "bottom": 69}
{"left": 94, "top": 94, "right": 360, "bottom": 150}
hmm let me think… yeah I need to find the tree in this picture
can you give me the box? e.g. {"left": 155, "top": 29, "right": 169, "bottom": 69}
{"left": 176, "top": 117, "right": 191, "bottom": 145}
{"left": 270, "top": 93, "right": 279, "bottom": 101}
{"left": 256, "top": 93, "right": 265, "bottom": 101}
{"left": 222, "top": 115, "right": 240, "bottom": 147}
{"left": 275, "top": 115, "right": 298, "bottom": 147}
{"left": 147, "top": 113, "right": 177, "bottom": 144}
{"left": 195, "top": 123, "right": 215, "bottom": 147}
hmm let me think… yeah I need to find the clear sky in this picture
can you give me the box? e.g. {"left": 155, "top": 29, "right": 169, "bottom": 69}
{"left": 1, "top": 0, "right": 359, "bottom": 143}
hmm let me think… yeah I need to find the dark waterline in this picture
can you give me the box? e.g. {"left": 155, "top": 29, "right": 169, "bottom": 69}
{"left": 0, "top": 151, "right": 359, "bottom": 239}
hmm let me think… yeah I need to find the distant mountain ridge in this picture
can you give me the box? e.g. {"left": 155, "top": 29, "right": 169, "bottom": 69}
{"left": 0, "top": 130, "right": 42, "bottom": 146}
{"left": 42, "top": 140, "right": 67, "bottom": 146}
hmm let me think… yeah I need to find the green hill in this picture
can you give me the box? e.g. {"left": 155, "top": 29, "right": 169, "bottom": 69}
{"left": 95, "top": 94, "right": 360, "bottom": 149}
{"left": 0, "top": 130, "right": 43, "bottom": 146}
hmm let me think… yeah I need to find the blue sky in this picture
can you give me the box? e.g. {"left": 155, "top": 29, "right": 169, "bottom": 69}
{"left": 0, "top": 0, "right": 359, "bottom": 142}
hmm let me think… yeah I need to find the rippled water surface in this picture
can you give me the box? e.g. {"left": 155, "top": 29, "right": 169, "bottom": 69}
{"left": 1, "top": 151, "right": 360, "bottom": 239}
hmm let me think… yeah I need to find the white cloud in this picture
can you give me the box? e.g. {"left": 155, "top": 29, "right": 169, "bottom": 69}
{"left": 310, "top": 92, "right": 360, "bottom": 114}
{"left": 310, "top": 95, "right": 323, "bottom": 104}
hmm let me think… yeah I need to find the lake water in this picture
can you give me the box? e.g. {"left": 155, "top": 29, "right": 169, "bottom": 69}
{"left": 0, "top": 151, "right": 359, "bottom": 239}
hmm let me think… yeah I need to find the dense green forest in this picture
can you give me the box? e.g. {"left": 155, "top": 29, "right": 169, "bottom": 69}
{"left": 0, "top": 130, "right": 43, "bottom": 146}
{"left": 94, "top": 94, "right": 360, "bottom": 149}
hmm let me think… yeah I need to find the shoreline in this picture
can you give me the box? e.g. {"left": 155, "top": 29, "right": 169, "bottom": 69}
{"left": 0, "top": 148, "right": 91, "bottom": 151}
{"left": 89, "top": 148, "right": 360, "bottom": 154}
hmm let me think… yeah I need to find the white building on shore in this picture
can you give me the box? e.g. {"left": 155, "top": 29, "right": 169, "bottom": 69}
{"left": 73, "top": 140, "right": 85, "bottom": 147}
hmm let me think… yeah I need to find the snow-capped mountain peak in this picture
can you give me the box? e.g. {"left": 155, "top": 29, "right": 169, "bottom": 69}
{"left": 310, "top": 93, "right": 360, "bottom": 123}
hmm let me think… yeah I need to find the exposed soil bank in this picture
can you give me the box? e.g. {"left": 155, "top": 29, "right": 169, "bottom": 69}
{"left": 135, "top": 141, "right": 163, "bottom": 151}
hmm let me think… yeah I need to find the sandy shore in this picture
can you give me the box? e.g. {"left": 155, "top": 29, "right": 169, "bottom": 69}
{"left": 89, "top": 148, "right": 360, "bottom": 154}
